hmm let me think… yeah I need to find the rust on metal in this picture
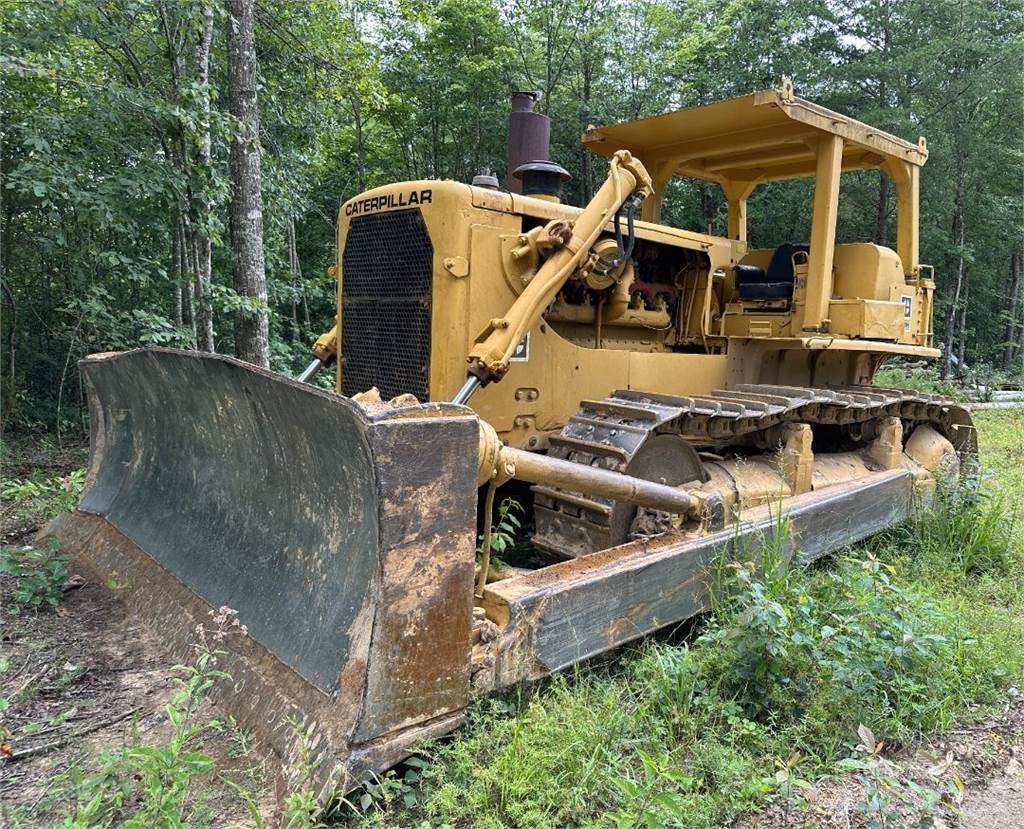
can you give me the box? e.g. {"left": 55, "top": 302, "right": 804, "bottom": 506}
{"left": 42, "top": 348, "right": 479, "bottom": 793}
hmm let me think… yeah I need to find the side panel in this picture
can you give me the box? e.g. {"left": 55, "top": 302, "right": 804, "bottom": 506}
{"left": 354, "top": 414, "right": 478, "bottom": 740}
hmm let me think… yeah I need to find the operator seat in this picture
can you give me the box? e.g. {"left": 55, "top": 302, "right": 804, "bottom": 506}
{"left": 735, "top": 243, "right": 810, "bottom": 301}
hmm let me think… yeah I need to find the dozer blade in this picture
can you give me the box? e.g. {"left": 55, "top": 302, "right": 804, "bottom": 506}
{"left": 42, "top": 348, "right": 479, "bottom": 794}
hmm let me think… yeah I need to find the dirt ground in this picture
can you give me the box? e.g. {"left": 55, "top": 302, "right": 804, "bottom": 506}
{"left": 738, "top": 693, "right": 1024, "bottom": 828}
{"left": 0, "top": 567, "right": 275, "bottom": 827}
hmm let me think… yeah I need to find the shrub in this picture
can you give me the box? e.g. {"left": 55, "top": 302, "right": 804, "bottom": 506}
{"left": 0, "top": 539, "right": 72, "bottom": 611}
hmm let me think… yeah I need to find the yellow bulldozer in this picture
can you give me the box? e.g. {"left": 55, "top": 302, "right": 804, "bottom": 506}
{"left": 45, "top": 81, "right": 975, "bottom": 795}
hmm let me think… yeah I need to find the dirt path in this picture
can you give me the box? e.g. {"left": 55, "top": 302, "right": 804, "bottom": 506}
{"left": 0, "top": 569, "right": 273, "bottom": 826}
{"left": 735, "top": 693, "right": 1024, "bottom": 828}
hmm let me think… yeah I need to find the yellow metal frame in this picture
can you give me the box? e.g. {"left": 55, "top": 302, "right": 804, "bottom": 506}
{"left": 328, "top": 84, "right": 939, "bottom": 450}
{"left": 582, "top": 80, "right": 927, "bottom": 277}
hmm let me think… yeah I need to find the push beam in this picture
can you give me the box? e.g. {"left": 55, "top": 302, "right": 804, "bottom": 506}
{"left": 482, "top": 469, "right": 913, "bottom": 688}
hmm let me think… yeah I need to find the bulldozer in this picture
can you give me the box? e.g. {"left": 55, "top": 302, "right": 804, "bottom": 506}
{"left": 44, "top": 81, "right": 976, "bottom": 795}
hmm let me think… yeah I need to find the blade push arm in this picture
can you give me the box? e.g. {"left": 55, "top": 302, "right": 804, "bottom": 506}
{"left": 297, "top": 323, "right": 339, "bottom": 383}
{"left": 454, "top": 150, "right": 653, "bottom": 404}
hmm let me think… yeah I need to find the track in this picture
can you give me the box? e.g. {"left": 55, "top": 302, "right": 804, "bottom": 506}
{"left": 533, "top": 384, "right": 976, "bottom": 557}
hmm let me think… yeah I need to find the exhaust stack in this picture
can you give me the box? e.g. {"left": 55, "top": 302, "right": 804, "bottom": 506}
{"left": 506, "top": 91, "right": 549, "bottom": 193}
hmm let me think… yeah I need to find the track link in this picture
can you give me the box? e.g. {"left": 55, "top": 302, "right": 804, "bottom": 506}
{"left": 532, "top": 384, "right": 975, "bottom": 557}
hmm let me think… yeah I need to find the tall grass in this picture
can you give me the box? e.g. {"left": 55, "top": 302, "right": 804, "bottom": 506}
{"left": 877, "top": 475, "right": 1018, "bottom": 584}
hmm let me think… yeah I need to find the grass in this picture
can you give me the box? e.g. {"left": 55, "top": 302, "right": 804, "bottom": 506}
{"left": 345, "top": 408, "right": 1024, "bottom": 828}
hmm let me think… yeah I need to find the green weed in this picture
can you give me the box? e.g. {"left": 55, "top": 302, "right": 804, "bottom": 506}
{"left": 281, "top": 717, "right": 327, "bottom": 829}
{"left": 836, "top": 725, "right": 947, "bottom": 829}
{"left": 1, "top": 468, "right": 86, "bottom": 527}
{"left": 54, "top": 607, "right": 243, "bottom": 827}
{"left": 0, "top": 539, "right": 72, "bottom": 611}
{"left": 874, "top": 361, "right": 965, "bottom": 400}
{"left": 477, "top": 497, "right": 523, "bottom": 572}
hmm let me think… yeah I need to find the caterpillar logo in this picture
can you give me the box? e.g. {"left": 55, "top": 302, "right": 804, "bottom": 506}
{"left": 345, "top": 189, "right": 433, "bottom": 216}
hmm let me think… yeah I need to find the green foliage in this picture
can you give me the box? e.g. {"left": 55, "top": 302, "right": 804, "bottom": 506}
{"left": 351, "top": 758, "right": 426, "bottom": 819}
{"left": 55, "top": 608, "right": 240, "bottom": 827}
{"left": 705, "top": 549, "right": 1005, "bottom": 748}
{"left": 606, "top": 749, "right": 697, "bottom": 829}
{"left": 281, "top": 717, "right": 327, "bottom": 829}
{"left": 1, "top": 468, "right": 86, "bottom": 527}
{"left": 0, "top": 539, "right": 72, "bottom": 611}
{"left": 477, "top": 497, "right": 523, "bottom": 567}
{"left": 874, "top": 361, "right": 967, "bottom": 399}
{"left": 882, "top": 473, "right": 1017, "bottom": 583}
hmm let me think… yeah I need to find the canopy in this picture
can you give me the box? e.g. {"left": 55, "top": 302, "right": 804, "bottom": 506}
{"left": 582, "top": 81, "right": 927, "bottom": 185}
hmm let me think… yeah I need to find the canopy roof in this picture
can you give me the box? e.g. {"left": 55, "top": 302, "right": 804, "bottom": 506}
{"left": 582, "top": 81, "right": 928, "bottom": 185}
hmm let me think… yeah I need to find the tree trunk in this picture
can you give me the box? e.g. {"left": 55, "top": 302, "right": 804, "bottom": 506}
{"left": 179, "top": 215, "right": 197, "bottom": 345}
{"left": 192, "top": 0, "right": 216, "bottom": 352}
{"left": 941, "top": 162, "right": 967, "bottom": 379}
{"left": 579, "top": 49, "right": 594, "bottom": 201}
{"left": 225, "top": 0, "right": 269, "bottom": 367}
{"left": 351, "top": 92, "right": 367, "bottom": 194}
{"left": 1019, "top": 254, "right": 1024, "bottom": 371}
{"left": 1003, "top": 251, "right": 1021, "bottom": 371}
{"left": 287, "top": 214, "right": 300, "bottom": 341}
{"left": 956, "top": 277, "right": 969, "bottom": 372}
{"left": 699, "top": 184, "right": 716, "bottom": 234}
{"left": 171, "top": 215, "right": 183, "bottom": 327}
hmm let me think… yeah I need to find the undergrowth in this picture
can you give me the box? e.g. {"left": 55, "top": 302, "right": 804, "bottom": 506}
{"left": 874, "top": 361, "right": 966, "bottom": 400}
{"left": 0, "top": 468, "right": 86, "bottom": 532}
{"left": 53, "top": 607, "right": 260, "bottom": 828}
{"left": 0, "top": 539, "right": 72, "bottom": 611}
{"left": 346, "top": 411, "right": 1024, "bottom": 829}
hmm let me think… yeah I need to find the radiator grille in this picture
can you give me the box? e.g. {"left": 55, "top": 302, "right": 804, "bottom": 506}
{"left": 341, "top": 209, "right": 433, "bottom": 401}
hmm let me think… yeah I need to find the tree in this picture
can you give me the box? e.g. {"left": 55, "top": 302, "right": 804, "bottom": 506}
{"left": 1004, "top": 251, "right": 1022, "bottom": 371}
{"left": 191, "top": 0, "right": 216, "bottom": 352}
{"left": 225, "top": 0, "right": 269, "bottom": 367}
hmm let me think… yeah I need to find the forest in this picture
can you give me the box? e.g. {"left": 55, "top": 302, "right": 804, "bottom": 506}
{"left": 3, "top": 3, "right": 1024, "bottom": 827}
{"left": 1, "top": 0, "right": 1022, "bottom": 437}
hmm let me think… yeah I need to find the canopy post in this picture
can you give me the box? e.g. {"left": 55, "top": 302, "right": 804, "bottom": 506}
{"left": 885, "top": 155, "right": 921, "bottom": 276}
{"left": 720, "top": 180, "right": 759, "bottom": 242}
{"left": 801, "top": 134, "right": 843, "bottom": 332}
